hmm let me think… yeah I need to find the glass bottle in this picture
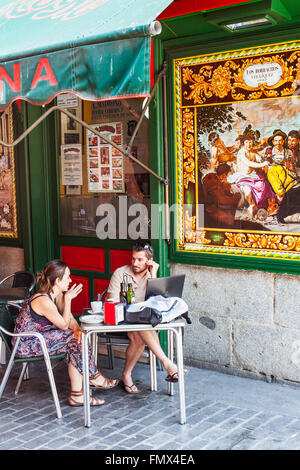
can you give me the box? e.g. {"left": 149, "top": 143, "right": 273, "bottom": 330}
{"left": 127, "top": 283, "right": 135, "bottom": 304}
{"left": 120, "top": 282, "right": 127, "bottom": 306}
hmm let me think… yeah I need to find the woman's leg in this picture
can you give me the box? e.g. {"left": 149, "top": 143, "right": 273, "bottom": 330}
{"left": 68, "top": 360, "right": 83, "bottom": 391}
{"left": 66, "top": 334, "right": 118, "bottom": 389}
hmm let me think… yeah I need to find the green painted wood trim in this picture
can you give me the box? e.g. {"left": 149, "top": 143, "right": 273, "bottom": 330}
{"left": 17, "top": 103, "right": 34, "bottom": 271}
{"left": 149, "top": 39, "right": 173, "bottom": 353}
{"left": 25, "top": 103, "right": 57, "bottom": 273}
{"left": 162, "top": 23, "right": 300, "bottom": 275}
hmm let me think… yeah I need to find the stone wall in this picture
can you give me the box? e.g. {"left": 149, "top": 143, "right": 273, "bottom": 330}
{"left": 0, "top": 247, "right": 24, "bottom": 280}
{"left": 171, "top": 263, "right": 300, "bottom": 383}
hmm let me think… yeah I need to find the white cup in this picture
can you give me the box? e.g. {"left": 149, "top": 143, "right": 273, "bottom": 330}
{"left": 90, "top": 301, "right": 103, "bottom": 313}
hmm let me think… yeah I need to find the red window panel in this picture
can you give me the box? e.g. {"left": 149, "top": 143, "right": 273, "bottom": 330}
{"left": 110, "top": 249, "right": 132, "bottom": 273}
{"left": 69, "top": 275, "right": 89, "bottom": 316}
{"left": 157, "top": 0, "right": 256, "bottom": 19}
{"left": 61, "top": 245, "right": 105, "bottom": 272}
{"left": 94, "top": 278, "right": 110, "bottom": 301}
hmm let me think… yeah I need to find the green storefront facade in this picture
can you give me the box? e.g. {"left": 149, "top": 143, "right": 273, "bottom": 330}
{"left": 2, "top": 0, "right": 300, "bottom": 380}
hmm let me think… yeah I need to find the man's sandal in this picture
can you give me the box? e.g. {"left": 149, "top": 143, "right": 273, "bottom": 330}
{"left": 68, "top": 390, "right": 105, "bottom": 407}
{"left": 165, "top": 369, "right": 188, "bottom": 383}
{"left": 119, "top": 381, "right": 139, "bottom": 394}
{"left": 89, "top": 371, "right": 119, "bottom": 390}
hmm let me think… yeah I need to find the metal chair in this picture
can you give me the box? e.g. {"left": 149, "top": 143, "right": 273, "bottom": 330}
{"left": 0, "top": 270, "right": 36, "bottom": 292}
{"left": 0, "top": 305, "right": 65, "bottom": 419}
{"left": 0, "top": 270, "right": 35, "bottom": 309}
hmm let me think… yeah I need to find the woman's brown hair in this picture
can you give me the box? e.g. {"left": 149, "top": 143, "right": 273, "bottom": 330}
{"left": 36, "top": 259, "right": 68, "bottom": 293}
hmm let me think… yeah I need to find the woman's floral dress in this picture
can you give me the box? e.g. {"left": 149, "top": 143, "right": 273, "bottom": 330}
{"left": 12, "top": 294, "right": 97, "bottom": 376}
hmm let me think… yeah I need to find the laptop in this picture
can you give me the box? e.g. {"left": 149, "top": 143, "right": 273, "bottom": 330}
{"left": 145, "top": 274, "right": 185, "bottom": 299}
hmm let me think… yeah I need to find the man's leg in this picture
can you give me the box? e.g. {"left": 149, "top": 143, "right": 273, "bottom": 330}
{"left": 138, "top": 331, "right": 179, "bottom": 377}
{"left": 121, "top": 332, "right": 145, "bottom": 392}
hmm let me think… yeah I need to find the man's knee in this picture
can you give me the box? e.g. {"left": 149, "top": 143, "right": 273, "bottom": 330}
{"left": 128, "top": 331, "right": 145, "bottom": 347}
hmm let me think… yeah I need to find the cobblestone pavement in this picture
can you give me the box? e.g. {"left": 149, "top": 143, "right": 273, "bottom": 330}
{"left": 1, "top": 355, "right": 300, "bottom": 450}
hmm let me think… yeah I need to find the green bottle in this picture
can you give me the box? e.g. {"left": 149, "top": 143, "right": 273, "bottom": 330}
{"left": 127, "top": 283, "right": 135, "bottom": 304}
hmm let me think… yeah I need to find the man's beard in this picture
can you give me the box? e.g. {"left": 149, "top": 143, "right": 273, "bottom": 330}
{"left": 132, "top": 265, "right": 147, "bottom": 274}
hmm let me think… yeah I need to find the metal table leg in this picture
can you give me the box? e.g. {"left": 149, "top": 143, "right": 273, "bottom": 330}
{"left": 167, "top": 329, "right": 174, "bottom": 396}
{"left": 82, "top": 331, "right": 91, "bottom": 427}
{"left": 174, "top": 326, "right": 186, "bottom": 424}
{"left": 150, "top": 350, "right": 157, "bottom": 391}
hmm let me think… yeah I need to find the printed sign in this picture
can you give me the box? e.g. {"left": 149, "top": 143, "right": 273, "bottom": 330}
{"left": 61, "top": 144, "right": 83, "bottom": 186}
{"left": 87, "top": 122, "right": 124, "bottom": 192}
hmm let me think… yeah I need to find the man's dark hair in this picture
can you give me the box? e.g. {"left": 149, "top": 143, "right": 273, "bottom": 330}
{"left": 288, "top": 130, "right": 300, "bottom": 140}
{"left": 132, "top": 241, "right": 154, "bottom": 259}
{"left": 216, "top": 162, "right": 231, "bottom": 176}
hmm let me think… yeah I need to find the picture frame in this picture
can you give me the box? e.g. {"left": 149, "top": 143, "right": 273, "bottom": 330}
{"left": 174, "top": 40, "right": 300, "bottom": 262}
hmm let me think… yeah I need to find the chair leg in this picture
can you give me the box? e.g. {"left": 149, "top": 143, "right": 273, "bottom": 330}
{"left": 106, "top": 337, "right": 114, "bottom": 370}
{"left": 91, "top": 333, "right": 98, "bottom": 368}
{"left": 15, "top": 362, "right": 28, "bottom": 395}
{"left": 0, "top": 340, "right": 19, "bottom": 399}
{"left": 42, "top": 352, "right": 62, "bottom": 419}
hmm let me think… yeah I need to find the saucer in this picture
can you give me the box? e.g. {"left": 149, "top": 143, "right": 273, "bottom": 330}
{"left": 87, "top": 309, "right": 103, "bottom": 314}
{"left": 79, "top": 314, "right": 104, "bottom": 324}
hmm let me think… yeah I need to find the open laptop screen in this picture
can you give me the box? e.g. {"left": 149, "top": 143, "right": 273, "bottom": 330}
{"left": 145, "top": 275, "right": 185, "bottom": 299}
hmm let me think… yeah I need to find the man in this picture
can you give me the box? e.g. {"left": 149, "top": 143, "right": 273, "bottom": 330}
{"left": 265, "top": 129, "right": 288, "bottom": 163}
{"left": 287, "top": 130, "right": 300, "bottom": 175}
{"left": 202, "top": 163, "right": 241, "bottom": 228}
{"left": 208, "top": 132, "right": 238, "bottom": 170}
{"left": 107, "top": 241, "right": 185, "bottom": 393}
{"left": 267, "top": 155, "right": 300, "bottom": 223}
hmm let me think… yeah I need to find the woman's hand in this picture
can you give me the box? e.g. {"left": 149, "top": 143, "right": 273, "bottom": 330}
{"left": 73, "top": 326, "right": 82, "bottom": 344}
{"left": 64, "top": 283, "right": 83, "bottom": 302}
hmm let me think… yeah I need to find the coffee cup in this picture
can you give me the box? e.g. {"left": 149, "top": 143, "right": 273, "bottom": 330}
{"left": 90, "top": 301, "right": 103, "bottom": 313}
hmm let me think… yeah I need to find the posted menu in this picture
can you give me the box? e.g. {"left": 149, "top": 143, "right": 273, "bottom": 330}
{"left": 61, "top": 144, "right": 83, "bottom": 186}
{"left": 87, "top": 122, "right": 124, "bottom": 192}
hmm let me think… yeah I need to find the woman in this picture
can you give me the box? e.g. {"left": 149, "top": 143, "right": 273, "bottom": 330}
{"left": 12, "top": 259, "right": 118, "bottom": 407}
{"left": 228, "top": 132, "right": 273, "bottom": 216}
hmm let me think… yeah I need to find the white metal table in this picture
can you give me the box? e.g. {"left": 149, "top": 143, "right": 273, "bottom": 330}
{"left": 81, "top": 319, "right": 186, "bottom": 427}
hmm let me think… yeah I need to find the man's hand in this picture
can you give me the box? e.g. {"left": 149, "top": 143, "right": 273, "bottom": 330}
{"left": 147, "top": 260, "right": 159, "bottom": 278}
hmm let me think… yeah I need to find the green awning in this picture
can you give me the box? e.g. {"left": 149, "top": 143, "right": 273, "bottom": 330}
{"left": 0, "top": 0, "right": 173, "bottom": 110}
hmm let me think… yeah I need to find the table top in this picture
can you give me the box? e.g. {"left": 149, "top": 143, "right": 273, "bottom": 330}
{"left": 0, "top": 287, "right": 29, "bottom": 303}
{"left": 80, "top": 318, "right": 186, "bottom": 333}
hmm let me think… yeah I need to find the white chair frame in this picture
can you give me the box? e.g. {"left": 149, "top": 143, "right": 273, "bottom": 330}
{"left": 0, "top": 327, "right": 62, "bottom": 419}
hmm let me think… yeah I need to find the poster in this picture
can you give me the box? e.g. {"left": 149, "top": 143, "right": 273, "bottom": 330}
{"left": 57, "top": 93, "right": 79, "bottom": 108}
{"left": 0, "top": 108, "right": 17, "bottom": 238}
{"left": 175, "top": 40, "right": 300, "bottom": 260}
{"left": 61, "top": 144, "right": 83, "bottom": 186}
{"left": 87, "top": 122, "right": 124, "bottom": 192}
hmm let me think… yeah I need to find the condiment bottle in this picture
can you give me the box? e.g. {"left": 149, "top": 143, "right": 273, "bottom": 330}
{"left": 120, "top": 282, "right": 127, "bottom": 306}
{"left": 127, "top": 283, "right": 135, "bottom": 304}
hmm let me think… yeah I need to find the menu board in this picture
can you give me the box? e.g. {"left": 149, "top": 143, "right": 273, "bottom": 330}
{"left": 87, "top": 122, "right": 124, "bottom": 192}
{"left": 61, "top": 144, "right": 83, "bottom": 186}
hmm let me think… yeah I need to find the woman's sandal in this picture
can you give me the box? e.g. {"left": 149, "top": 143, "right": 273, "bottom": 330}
{"left": 68, "top": 390, "right": 105, "bottom": 407}
{"left": 89, "top": 371, "right": 119, "bottom": 390}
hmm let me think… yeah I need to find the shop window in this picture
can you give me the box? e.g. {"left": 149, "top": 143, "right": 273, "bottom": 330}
{"left": 58, "top": 96, "right": 150, "bottom": 239}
